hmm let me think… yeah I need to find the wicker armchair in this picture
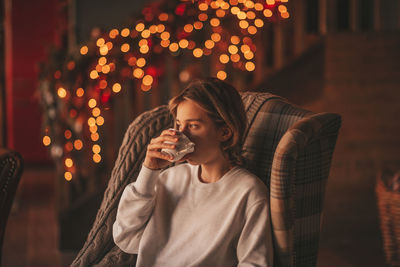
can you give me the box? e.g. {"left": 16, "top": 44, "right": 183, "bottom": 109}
{"left": 71, "top": 92, "right": 341, "bottom": 267}
{"left": 0, "top": 148, "right": 24, "bottom": 264}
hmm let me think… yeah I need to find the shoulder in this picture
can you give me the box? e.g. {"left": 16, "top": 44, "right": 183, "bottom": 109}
{"left": 228, "top": 167, "right": 269, "bottom": 200}
{"left": 158, "top": 163, "right": 194, "bottom": 188}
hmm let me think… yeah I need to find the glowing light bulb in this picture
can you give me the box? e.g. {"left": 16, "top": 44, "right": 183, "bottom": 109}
{"left": 211, "top": 33, "right": 221, "bottom": 42}
{"left": 228, "top": 45, "right": 238, "bottom": 54}
{"left": 239, "top": 20, "right": 249, "bottom": 29}
{"left": 198, "top": 13, "right": 208, "bottom": 21}
{"left": 102, "top": 65, "right": 110, "bottom": 74}
{"left": 193, "top": 48, "right": 203, "bottom": 58}
{"left": 80, "top": 46, "right": 88, "bottom": 55}
{"left": 65, "top": 158, "right": 73, "bottom": 168}
{"left": 219, "top": 54, "right": 229, "bottom": 64}
{"left": 133, "top": 68, "right": 144, "bottom": 79}
{"left": 43, "top": 136, "right": 51, "bottom": 146}
{"left": 100, "top": 45, "right": 108, "bottom": 55}
{"left": 193, "top": 21, "right": 203, "bottom": 30}
{"left": 90, "top": 125, "right": 98, "bottom": 133}
{"left": 143, "top": 75, "right": 154, "bottom": 86}
{"left": 247, "top": 11, "right": 256, "bottom": 20}
{"left": 158, "top": 13, "right": 168, "bottom": 21}
{"left": 278, "top": 5, "right": 288, "bottom": 13}
{"left": 136, "top": 23, "right": 145, "bottom": 32}
{"left": 237, "top": 11, "right": 246, "bottom": 20}
{"left": 245, "top": 61, "right": 255, "bottom": 71}
{"left": 210, "top": 18, "right": 220, "bottom": 27}
{"left": 157, "top": 24, "right": 165, "bottom": 32}
{"left": 264, "top": 9, "right": 273, "bottom": 17}
{"left": 149, "top": 25, "right": 157, "bottom": 34}
{"left": 205, "top": 40, "right": 215, "bottom": 49}
{"left": 248, "top": 26, "right": 257, "bottom": 34}
{"left": 255, "top": 3, "right": 264, "bottom": 11}
{"left": 88, "top": 98, "right": 97, "bottom": 108}
{"left": 266, "top": 0, "right": 275, "bottom": 5}
{"left": 121, "top": 43, "right": 130, "bottom": 53}
{"left": 241, "top": 44, "right": 251, "bottom": 53}
{"left": 88, "top": 117, "right": 96, "bottom": 127}
{"left": 169, "top": 42, "right": 179, "bottom": 52}
{"left": 161, "top": 31, "right": 170, "bottom": 40}
{"left": 93, "top": 153, "right": 101, "bottom": 163}
{"left": 198, "top": 2, "right": 208, "bottom": 11}
{"left": 255, "top": 19, "right": 264, "bottom": 28}
{"left": 112, "top": 83, "right": 122, "bottom": 93}
{"left": 96, "top": 38, "right": 105, "bottom": 47}
{"left": 179, "top": 39, "right": 189, "bottom": 48}
{"left": 231, "top": 54, "right": 240, "bottom": 62}
{"left": 244, "top": 51, "right": 254, "bottom": 59}
{"left": 90, "top": 70, "right": 99, "bottom": 79}
{"left": 74, "top": 139, "right": 83, "bottom": 150}
{"left": 92, "top": 107, "right": 101, "bottom": 117}
{"left": 231, "top": 6, "right": 240, "bottom": 15}
{"left": 281, "top": 12, "right": 290, "bottom": 18}
{"left": 121, "top": 28, "right": 130, "bottom": 37}
{"left": 245, "top": 1, "right": 255, "bottom": 8}
{"left": 217, "top": 70, "right": 227, "bottom": 80}
{"left": 216, "top": 9, "right": 226, "bottom": 17}
{"left": 96, "top": 116, "right": 105, "bottom": 126}
{"left": 136, "top": 58, "right": 146, "bottom": 67}
{"left": 91, "top": 133, "right": 99, "bottom": 141}
{"left": 141, "top": 29, "right": 151, "bottom": 38}
{"left": 57, "top": 87, "right": 67, "bottom": 98}
{"left": 109, "top": 29, "right": 119, "bottom": 38}
{"left": 98, "top": 57, "right": 107, "bottom": 66}
{"left": 64, "top": 130, "right": 72, "bottom": 139}
{"left": 76, "top": 88, "right": 84, "bottom": 97}
{"left": 140, "top": 45, "right": 149, "bottom": 54}
{"left": 64, "top": 172, "right": 72, "bottom": 181}
{"left": 161, "top": 40, "right": 170, "bottom": 47}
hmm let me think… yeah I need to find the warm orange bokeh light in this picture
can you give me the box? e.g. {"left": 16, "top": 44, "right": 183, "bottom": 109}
{"left": 160, "top": 31, "right": 170, "bottom": 40}
{"left": 228, "top": 45, "right": 238, "bottom": 54}
{"left": 90, "top": 70, "right": 99, "bottom": 79}
{"left": 64, "top": 130, "right": 72, "bottom": 139}
{"left": 121, "top": 28, "right": 130, "bottom": 37}
{"left": 88, "top": 98, "right": 97, "bottom": 108}
{"left": 112, "top": 83, "right": 122, "bottom": 93}
{"left": 158, "top": 13, "right": 168, "bottom": 21}
{"left": 64, "top": 172, "right": 72, "bottom": 181}
{"left": 133, "top": 68, "right": 144, "bottom": 79}
{"left": 76, "top": 88, "right": 84, "bottom": 97}
{"left": 121, "top": 43, "right": 130, "bottom": 53}
{"left": 74, "top": 139, "right": 83, "bottom": 150}
{"left": 96, "top": 38, "right": 105, "bottom": 47}
{"left": 264, "top": 9, "right": 273, "bottom": 17}
{"left": 217, "top": 70, "right": 227, "bottom": 80}
{"left": 205, "top": 40, "right": 215, "bottom": 49}
{"left": 93, "top": 153, "right": 101, "bottom": 163}
{"left": 92, "top": 107, "right": 101, "bottom": 117}
{"left": 43, "top": 136, "right": 51, "bottom": 146}
{"left": 245, "top": 61, "right": 256, "bottom": 71}
{"left": 219, "top": 54, "right": 229, "bottom": 64}
{"left": 65, "top": 158, "right": 73, "bottom": 168}
{"left": 169, "top": 42, "right": 179, "bottom": 52}
{"left": 57, "top": 87, "right": 67, "bottom": 98}
{"left": 80, "top": 46, "right": 88, "bottom": 55}
{"left": 179, "top": 39, "right": 189, "bottom": 49}
{"left": 136, "top": 57, "right": 146, "bottom": 67}
{"left": 211, "top": 33, "right": 221, "bottom": 42}
{"left": 109, "top": 29, "right": 119, "bottom": 38}
{"left": 96, "top": 116, "right": 105, "bottom": 126}
{"left": 143, "top": 75, "right": 154, "bottom": 86}
{"left": 91, "top": 133, "right": 99, "bottom": 141}
{"left": 136, "top": 23, "right": 145, "bottom": 32}
{"left": 193, "top": 48, "right": 203, "bottom": 58}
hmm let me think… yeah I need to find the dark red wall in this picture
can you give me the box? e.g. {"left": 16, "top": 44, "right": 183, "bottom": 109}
{"left": 7, "top": 0, "right": 58, "bottom": 163}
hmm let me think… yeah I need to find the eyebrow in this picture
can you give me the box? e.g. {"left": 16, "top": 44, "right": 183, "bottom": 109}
{"left": 175, "top": 118, "right": 204, "bottom": 123}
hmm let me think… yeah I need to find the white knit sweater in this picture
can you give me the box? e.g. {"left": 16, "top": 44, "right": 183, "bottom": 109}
{"left": 113, "top": 163, "right": 273, "bottom": 267}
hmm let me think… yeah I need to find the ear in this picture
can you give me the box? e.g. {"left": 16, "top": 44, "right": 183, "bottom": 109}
{"left": 218, "top": 125, "right": 232, "bottom": 142}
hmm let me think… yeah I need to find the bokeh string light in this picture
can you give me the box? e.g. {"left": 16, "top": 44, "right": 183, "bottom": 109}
{"left": 39, "top": 0, "right": 289, "bottom": 182}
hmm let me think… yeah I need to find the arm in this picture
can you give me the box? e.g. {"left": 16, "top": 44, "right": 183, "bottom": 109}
{"left": 112, "top": 165, "right": 160, "bottom": 254}
{"left": 237, "top": 199, "right": 274, "bottom": 267}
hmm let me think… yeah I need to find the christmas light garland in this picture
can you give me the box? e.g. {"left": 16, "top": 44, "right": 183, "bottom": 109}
{"left": 39, "top": 0, "right": 290, "bottom": 182}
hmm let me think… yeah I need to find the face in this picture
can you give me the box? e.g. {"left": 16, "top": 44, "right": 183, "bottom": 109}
{"left": 175, "top": 99, "right": 228, "bottom": 165}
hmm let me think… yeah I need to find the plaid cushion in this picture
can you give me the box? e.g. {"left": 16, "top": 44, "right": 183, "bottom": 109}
{"left": 71, "top": 92, "right": 341, "bottom": 267}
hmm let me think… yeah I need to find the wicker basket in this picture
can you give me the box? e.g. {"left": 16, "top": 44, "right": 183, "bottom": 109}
{"left": 376, "top": 177, "right": 400, "bottom": 266}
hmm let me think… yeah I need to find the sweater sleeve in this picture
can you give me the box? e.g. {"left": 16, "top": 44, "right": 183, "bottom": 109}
{"left": 237, "top": 199, "right": 274, "bottom": 267}
{"left": 112, "top": 165, "right": 160, "bottom": 254}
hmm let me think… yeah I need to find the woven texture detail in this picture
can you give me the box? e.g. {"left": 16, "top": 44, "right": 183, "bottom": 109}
{"left": 71, "top": 92, "right": 341, "bottom": 267}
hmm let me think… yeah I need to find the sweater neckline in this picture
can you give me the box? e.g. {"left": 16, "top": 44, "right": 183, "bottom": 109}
{"left": 190, "top": 164, "right": 239, "bottom": 188}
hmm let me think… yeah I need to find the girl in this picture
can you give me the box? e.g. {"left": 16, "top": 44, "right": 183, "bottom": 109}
{"left": 113, "top": 78, "right": 273, "bottom": 266}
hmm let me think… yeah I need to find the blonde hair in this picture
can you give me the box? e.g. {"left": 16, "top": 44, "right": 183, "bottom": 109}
{"left": 168, "top": 78, "right": 247, "bottom": 165}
